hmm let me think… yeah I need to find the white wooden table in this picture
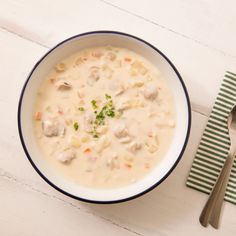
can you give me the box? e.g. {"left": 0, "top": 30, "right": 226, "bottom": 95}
{"left": 1, "top": 0, "right": 236, "bottom": 235}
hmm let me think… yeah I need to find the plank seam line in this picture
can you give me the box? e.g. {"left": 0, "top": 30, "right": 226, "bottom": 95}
{"left": 0, "top": 25, "right": 49, "bottom": 49}
{"left": 191, "top": 102, "right": 208, "bottom": 117}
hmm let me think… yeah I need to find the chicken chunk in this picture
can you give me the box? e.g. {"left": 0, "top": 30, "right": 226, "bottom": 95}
{"left": 42, "top": 118, "right": 65, "bottom": 137}
{"left": 143, "top": 85, "right": 158, "bottom": 100}
{"left": 87, "top": 66, "right": 100, "bottom": 86}
{"left": 113, "top": 123, "right": 129, "bottom": 138}
{"left": 57, "top": 149, "right": 76, "bottom": 163}
{"left": 56, "top": 81, "right": 72, "bottom": 91}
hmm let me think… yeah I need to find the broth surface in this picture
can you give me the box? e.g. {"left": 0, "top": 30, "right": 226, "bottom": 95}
{"left": 33, "top": 46, "right": 176, "bottom": 188}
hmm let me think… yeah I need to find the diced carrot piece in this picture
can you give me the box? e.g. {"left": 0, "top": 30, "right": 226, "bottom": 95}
{"left": 58, "top": 110, "right": 63, "bottom": 115}
{"left": 49, "top": 78, "right": 55, "bottom": 84}
{"left": 79, "top": 99, "right": 85, "bottom": 105}
{"left": 92, "top": 51, "right": 103, "bottom": 58}
{"left": 35, "top": 112, "right": 42, "bottom": 121}
{"left": 58, "top": 108, "right": 63, "bottom": 115}
{"left": 124, "top": 57, "right": 132, "bottom": 62}
{"left": 145, "top": 163, "right": 150, "bottom": 169}
{"left": 84, "top": 148, "right": 91, "bottom": 153}
{"left": 125, "top": 163, "right": 132, "bottom": 169}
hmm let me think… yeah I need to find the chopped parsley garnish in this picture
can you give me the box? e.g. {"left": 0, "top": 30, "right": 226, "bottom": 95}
{"left": 105, "top": 94, "right": 111, "bottom": 100}
{"left": 73, "top": 122, "right": 79, "bottom": 131}
{"left": 78, "top": 107, "right": 85, "bottom": 111}
{"left": 89, "top": 94, "right": 116, "bottom": 138}
{"left": 92, "top": 125, "right": 99, "bottom": 138}
{"left": 91, "top": 100, "right": 98, "bottom": 109}
{"left": 95, "top": 106, "right": 107, "bottom": 125}
{"left": 106, "top": 108, "right": 115, "bottom": 117}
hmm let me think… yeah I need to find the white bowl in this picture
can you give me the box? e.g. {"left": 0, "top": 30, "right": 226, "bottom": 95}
{"left": 18, "top": 31, "right": 191, "bottom": 203}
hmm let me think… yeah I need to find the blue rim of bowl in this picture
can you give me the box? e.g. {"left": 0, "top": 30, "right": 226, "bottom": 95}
{"left": 17, "top": 30, "right": 191, "bottom": 204}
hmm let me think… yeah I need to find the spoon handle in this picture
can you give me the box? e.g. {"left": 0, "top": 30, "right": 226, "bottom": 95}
{"left": 208, "top": 155, "right": 234, "bottom": 228}
{"left": 199, "top": 153, "right": 235, "bottom": 228}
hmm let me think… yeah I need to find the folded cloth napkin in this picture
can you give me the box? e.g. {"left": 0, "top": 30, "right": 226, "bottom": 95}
{"left": 186, "top": 71, "right": 236, "bottom": 204}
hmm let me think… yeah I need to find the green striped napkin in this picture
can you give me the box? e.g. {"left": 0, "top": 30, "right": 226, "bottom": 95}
{"left": 186, "top": 71, "right": 236, "bottom": 204}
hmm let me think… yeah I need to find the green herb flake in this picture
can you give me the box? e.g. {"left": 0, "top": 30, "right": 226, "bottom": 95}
{"left": 73, "top": 122, "right": 79, "bottom": 131}
{"left": 91, "top": 100, "right": 98, "bottom": 109}
{"left": 78, "top": 107, "right": 85, "bottom": 111}
{"left": 105, "top": 94, "right": 111, "bottom": 100}
{"left": 92, "top": 125, "right": 99, "bottom": 138}
{"left": 107, "top": 100, "right": 113, "bottom": 107}
{"left": 106, "top": 109, "right": 115, "bottom": 117}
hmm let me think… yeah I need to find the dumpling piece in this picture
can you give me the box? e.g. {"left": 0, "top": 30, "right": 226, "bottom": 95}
{"left": 42, "top": 118, "right": 65, "bottom": 137}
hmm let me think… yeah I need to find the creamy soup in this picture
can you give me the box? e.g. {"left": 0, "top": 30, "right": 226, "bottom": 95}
{"left": 33, "top": 46, "right": 176, "bottom": 189}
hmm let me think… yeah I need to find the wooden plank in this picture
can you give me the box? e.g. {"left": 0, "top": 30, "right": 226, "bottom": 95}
{"left": 104, "top": 0, "right": 236, "bottom": 57}
{"left": 0, "top": 177, "right": 138, "bottom": 236}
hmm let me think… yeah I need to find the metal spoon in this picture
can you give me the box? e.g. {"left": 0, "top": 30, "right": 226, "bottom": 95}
{"left": 199, "top": 104, "right": 236, "bottom": 229}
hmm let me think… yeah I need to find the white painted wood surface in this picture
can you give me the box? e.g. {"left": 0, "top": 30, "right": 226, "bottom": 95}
{"left": 0, "top": 0, "right": 235, "bottom": 235}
